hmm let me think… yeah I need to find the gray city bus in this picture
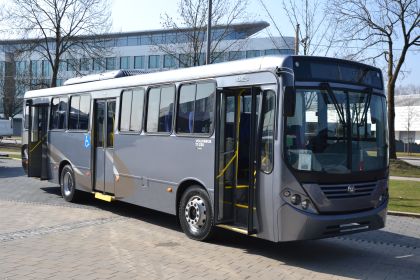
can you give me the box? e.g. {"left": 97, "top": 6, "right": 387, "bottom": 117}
{"left": 21, "top": 56, "right": 389, "bottom": 242}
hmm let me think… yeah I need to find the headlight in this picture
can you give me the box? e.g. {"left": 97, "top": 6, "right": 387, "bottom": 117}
{"left": 301, "top": 199, "right": 310, "bottom": 210}
{"left": 290, "top": 194, "right": 301, "bottom": 205}
{"left": 282, "top": 188, "right": 317, "bottom": 214}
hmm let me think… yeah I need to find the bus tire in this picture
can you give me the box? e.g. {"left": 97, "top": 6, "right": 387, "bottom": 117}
{"left": 179, "top": 186, "right": 214, "bottom": 241}
{"left": 60, "top": 165, "right": 79, "bottom": 202}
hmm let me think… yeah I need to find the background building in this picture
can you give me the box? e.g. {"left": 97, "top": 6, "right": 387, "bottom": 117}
{"left": 0, "top": 21, "right": 294, "bottom": 119}
{"left": 395, "top": 95, "right": 420, "bottom": 148}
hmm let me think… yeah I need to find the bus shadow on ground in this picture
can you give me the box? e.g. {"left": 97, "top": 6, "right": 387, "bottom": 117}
{"left": 211, "top": 229, "right": 420, "bottom": 278}
{"left": 40, "top": 185, "right": 181, "bottom": 232}
{"left": 38, "top": 184, "right": 420, "bottom": 279}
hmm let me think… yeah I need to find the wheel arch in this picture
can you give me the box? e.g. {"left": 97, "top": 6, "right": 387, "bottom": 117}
{"left": 58, "top": 160, "right": 72, "bottom": 185}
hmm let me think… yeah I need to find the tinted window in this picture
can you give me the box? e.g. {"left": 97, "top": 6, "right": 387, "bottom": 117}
{"left": 164, "top": 55, "right": 176, "bottom": 68}
{"left": 260, "top": 91, "right": 275, "bottom": 173}
{"left": 131, "top": 89, "right": 144, "bottom": 131}
{"left": 177, "top": 84, "right": 195, "bottom": 133}
{"left": 68, "top": 95, "right": 90, "bottom": 130}
{"left": 120, "top": 88, "right": 144, "bottom": 132}
{"left": 107, "top": 101, "right": 116, "bottom": 147}
{"left": 106, "top": 57, "right": 116, "bottom": 70}
{"left": 120, "top": 90, "right": 132, "bottom": 131}
{"left": 246, "top": 50, "right": 260, "bottom": 58}
{"left": 134, "top": 56, "right": 145, "bottom": 69}
{"left": 293, "top": 58, "right": 383, "bottom": 89}
{"left": 50, "top": 98, "right": 59, "bottom": 129}
{"left": 80, "top": 58, "right": 91, "bottom": 71}
{"left": 148, "top": 55, "right": 160, "bottom": 69}
{"left": 50, "top": 97, "right": 68, "bottom": 129}
{"left": 159, "top": 87, "right": 174, "bottom": 132}
{"left": 69, "top": 96, "right": 80, "bottom": 129}
{"left": 146, "top": 86, "right": 174, "bottom": 133}
{"left": 120, "top": 56, "right": 129, "bottom": 69}
{"left": 177, "top": 82, "right": 215, "bottom": 134}
{"left": 79, "top": 96, "right": 90, "bottom": 130}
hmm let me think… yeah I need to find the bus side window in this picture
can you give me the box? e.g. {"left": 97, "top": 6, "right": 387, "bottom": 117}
{"left": 68, "top": 95, "right": 90, "bottom": 130}
{"left": 146, "top": 86, "right": 174, "bottom": 133}
{"left": 176, "top": 82, "right": 215, "bottom": 135}
{"left": 120, "top": 88, "right": 144, "bottom": 132}
{"left": 50, "top": 97, "right": 68, "bottom": 130}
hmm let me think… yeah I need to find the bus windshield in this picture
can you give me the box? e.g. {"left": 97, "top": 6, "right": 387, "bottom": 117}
{"left": 285, "top": 88, "right": 387, "bottom": 174}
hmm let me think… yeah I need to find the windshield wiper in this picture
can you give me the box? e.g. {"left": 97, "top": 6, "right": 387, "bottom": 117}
{"left": 359, "top": 87, "right": 372, "bottom": 128}
{"left": 320, "top": 83, "right": 346, "bottom": 126}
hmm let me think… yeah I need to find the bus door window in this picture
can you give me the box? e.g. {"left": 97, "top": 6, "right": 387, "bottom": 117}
{"left": 107, "top": 101, "right": 116, "bottom": 147}
{"left": 95, "top": 102, "right": 105, "bottom": 148}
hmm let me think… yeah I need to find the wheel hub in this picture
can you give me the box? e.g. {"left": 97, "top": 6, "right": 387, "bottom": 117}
{"left": 185, "top": 196, "right": 207, "bottom": 233}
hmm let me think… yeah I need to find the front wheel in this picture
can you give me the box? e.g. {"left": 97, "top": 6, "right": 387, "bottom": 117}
{"left": 60, "top": 165, "right": 79, "bottom": 202}
{"left": 179, "top": 186, "right": 214, "bottom": 241}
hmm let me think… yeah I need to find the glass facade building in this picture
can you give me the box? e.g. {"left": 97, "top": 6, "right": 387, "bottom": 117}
{"left": 0, "top": 21, "right": 294, "bottom": 116}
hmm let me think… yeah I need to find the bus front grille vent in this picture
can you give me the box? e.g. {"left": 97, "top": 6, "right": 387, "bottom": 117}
{"left": 323, "top": 221, "right": 370, "bottom": 235}
{"left": 320, "top": 183, "right": 376, "bottom": 199}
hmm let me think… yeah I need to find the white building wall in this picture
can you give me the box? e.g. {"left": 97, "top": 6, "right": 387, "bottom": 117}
{"left": 395, "top": 105, "right": 420, "bottom": 144}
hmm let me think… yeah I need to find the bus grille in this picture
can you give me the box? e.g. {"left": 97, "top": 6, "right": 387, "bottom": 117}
{"left": 320, "top": 183, "right": 376, "bottom": 199}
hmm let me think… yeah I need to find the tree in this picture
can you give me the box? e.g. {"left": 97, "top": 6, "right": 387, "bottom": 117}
{"left": 156, "top": 0, "right": 249, "bottom": 67}
{"left": 3, "top": 0, "right": 112, "bottom": 88}
{"left": 330, "top": 0, "right": 420, "bottom": 159}
{"left": 258, "top": 0, "right": 337, "bottom": 56}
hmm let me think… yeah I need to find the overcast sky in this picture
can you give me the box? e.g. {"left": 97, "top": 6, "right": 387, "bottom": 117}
{"left": 111, "top": 0, "right": 419, "bottom": 88}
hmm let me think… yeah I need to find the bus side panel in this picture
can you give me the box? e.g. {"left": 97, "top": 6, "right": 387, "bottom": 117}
{"left": 114, "top": 134, "right": 215, "bottom": 215}
{"left": 49, "top": 131, "right": 92, "bottom": 192}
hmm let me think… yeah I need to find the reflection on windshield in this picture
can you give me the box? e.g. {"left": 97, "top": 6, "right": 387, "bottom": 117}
{"left": 285, "top": 88, "right": 387, "bottom": 173}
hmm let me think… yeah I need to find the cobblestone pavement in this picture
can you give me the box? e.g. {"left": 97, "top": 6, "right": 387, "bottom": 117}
{"left": 1, "top": 158, "right": 420, "bottom": 280}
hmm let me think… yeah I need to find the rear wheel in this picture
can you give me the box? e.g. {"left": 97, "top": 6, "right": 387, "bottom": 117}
{"left": 60, "top": 165, "right": 79, "bottom": 202}
{"left": 179, "top": 186, "right": 214, "bottom": 241}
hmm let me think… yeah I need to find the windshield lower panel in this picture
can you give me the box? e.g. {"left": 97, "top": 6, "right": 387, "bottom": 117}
{"left": 285, "top": 88, "right": 388, "bottom": 176}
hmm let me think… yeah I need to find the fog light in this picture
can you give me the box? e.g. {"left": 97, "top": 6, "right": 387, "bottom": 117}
{"left": 283, "top": 190, "right": 291, "bottom": 197}
{"left": 291, "top": 194, "right": 301, "bottom": 205}
{"left": 301, "top": 199, "right": 310, "bottom": 209}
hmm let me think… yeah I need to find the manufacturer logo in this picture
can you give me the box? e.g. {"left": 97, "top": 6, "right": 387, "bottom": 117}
{"left": 347, "top": 185, "right": 356, "bottom": 193}
{"left": 236, "top": 75, "right": 249, "bottom": 83}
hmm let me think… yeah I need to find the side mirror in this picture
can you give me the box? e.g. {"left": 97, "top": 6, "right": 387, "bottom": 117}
{"left": 283, "top": 86, "right": 296, "bottom": 117}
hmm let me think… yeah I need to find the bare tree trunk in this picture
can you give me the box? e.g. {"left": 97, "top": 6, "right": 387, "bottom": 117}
{"left": 294, "top": 24, "right": 300, "bottom": 55}
{"left": 388, "top": 81, "right": 396, "bottom": 159}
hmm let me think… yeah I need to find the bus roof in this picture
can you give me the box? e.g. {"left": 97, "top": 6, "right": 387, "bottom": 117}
{"left": 24, "top": 56, "right": 288, "bottom": 99}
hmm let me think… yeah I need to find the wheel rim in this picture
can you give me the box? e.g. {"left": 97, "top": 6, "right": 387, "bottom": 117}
{"left": 63, "top": 171, "right": 73, "bottom": 197}
{"left": 184, "top": 195, "right": 207, "bottom": 233}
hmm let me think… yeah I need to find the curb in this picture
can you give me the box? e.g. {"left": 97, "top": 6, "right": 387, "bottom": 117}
{"left": 388, "top": 210, "right": 420, "bottom": 218}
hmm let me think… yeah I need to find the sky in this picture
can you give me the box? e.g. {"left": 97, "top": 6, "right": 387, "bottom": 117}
{"left": 111, "top": 0, "right": 419, "bottom": 88}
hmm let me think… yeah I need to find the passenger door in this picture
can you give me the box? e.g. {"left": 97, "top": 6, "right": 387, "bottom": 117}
{"left": 94, "top": 99, "right": 116, "bottom": 194}
{"left": 27, "top": 102, "right": 49, "bottom": 180}
{"left": 215, "top": 88, "right": 262, "bottom": 234}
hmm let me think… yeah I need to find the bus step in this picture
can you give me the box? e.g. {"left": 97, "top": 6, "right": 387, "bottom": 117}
{"left": 217, "top": 224, "right": 256, "bottom": 237}
{"left": 94, "top": 192, "right": 115, "bottom": 202}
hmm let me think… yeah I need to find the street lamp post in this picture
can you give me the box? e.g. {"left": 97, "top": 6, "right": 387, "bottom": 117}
{"left": 206, "top": 0, "right": 212, "bottom": 65}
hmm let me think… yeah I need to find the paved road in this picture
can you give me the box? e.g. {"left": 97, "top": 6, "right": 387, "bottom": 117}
{"left": 0, "top": 158, "right": 419, "bottom": 280}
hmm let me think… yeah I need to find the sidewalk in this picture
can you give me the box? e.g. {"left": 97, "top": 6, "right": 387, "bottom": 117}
{"left": 390, "top": 176, "right": 420, "bottom": 182}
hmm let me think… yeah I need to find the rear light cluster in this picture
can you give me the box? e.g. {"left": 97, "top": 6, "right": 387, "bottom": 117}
{"left": 283, "top": 189, "right": 317, "bottom": 213}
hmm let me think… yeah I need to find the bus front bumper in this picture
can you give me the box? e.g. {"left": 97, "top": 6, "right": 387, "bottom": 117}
{"left": 278, "top": 201, "right": 387, "bottom": 242}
